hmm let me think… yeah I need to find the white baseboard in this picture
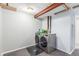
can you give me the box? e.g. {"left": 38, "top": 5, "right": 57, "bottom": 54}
{"left": 69, "top": 48, "right": 75, "bottom": 54}
{"left": 1, "top": 44, "right": 35, "bottom": 56}
{"left": 56, "top": 48, "right": 75, "bottom": 55}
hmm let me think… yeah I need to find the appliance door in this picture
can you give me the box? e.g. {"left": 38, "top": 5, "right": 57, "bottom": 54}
{"left": 39, "top": 36, "right": 47, "bottom": 48}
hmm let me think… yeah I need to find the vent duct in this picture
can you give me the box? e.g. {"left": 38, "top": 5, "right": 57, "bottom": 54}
{"left": 47, "top": 16, "right": 52, "bottom": 34}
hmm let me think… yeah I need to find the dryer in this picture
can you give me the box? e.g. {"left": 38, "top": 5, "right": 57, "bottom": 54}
{"left": 39, "top": 34, "right": 56, "bottom": 53}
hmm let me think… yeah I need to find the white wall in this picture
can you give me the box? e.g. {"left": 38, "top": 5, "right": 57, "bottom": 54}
{"left": 51, "top": 10, "right": 75, "bottom": 54}
{"left": 41, "top": 10, "right": 75, "bottom": 54}
{"left": 41, "top": 17, "right": 47, "bottom": 30}
{"left": 1, "top": 8, "right": 41, "bottom": 53}
{"left": 74, "top": 8, "right": 79, "bottom": 48}
{"left": 71, "top": 7, "right": 79, "bottom": 49}
{"left": 75, "top": 15, "right": 79, "bottom": 48}
{"left": 0, "top": 7, "right": 3, "bottom": 54}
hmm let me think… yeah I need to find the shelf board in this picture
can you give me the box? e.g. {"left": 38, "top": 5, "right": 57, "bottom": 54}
{"left": 0, "top": 3, "right": 16, "bottom": 11}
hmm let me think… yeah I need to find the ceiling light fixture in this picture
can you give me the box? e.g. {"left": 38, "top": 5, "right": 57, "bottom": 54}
{"left": 27, "top": 6, "right": 34, "bottom": 10}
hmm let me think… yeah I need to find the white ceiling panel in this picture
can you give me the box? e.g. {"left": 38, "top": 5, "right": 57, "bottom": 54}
{"left": 9, "top": 3, "right": 51, "bottom": 15}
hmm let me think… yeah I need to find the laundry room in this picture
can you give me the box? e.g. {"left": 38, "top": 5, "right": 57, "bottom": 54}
{"left": 0, "top": 3, "right": 79, "bottom": 56}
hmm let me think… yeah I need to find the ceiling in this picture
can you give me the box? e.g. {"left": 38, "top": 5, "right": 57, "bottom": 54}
{"left": 9, "top": 3, "right": 52, "bottom": 15}
{"left": 8, "top": 3, "right": 79, "bottom": 18}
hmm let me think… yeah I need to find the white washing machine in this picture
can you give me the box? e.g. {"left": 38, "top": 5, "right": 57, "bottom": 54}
{"left": 39, "top": 34, "right": 56, "bottom": 53}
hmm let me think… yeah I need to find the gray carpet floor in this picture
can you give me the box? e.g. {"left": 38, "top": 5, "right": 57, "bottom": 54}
{"left": 3, "top": 48, "right": 79, "bottom": 56}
